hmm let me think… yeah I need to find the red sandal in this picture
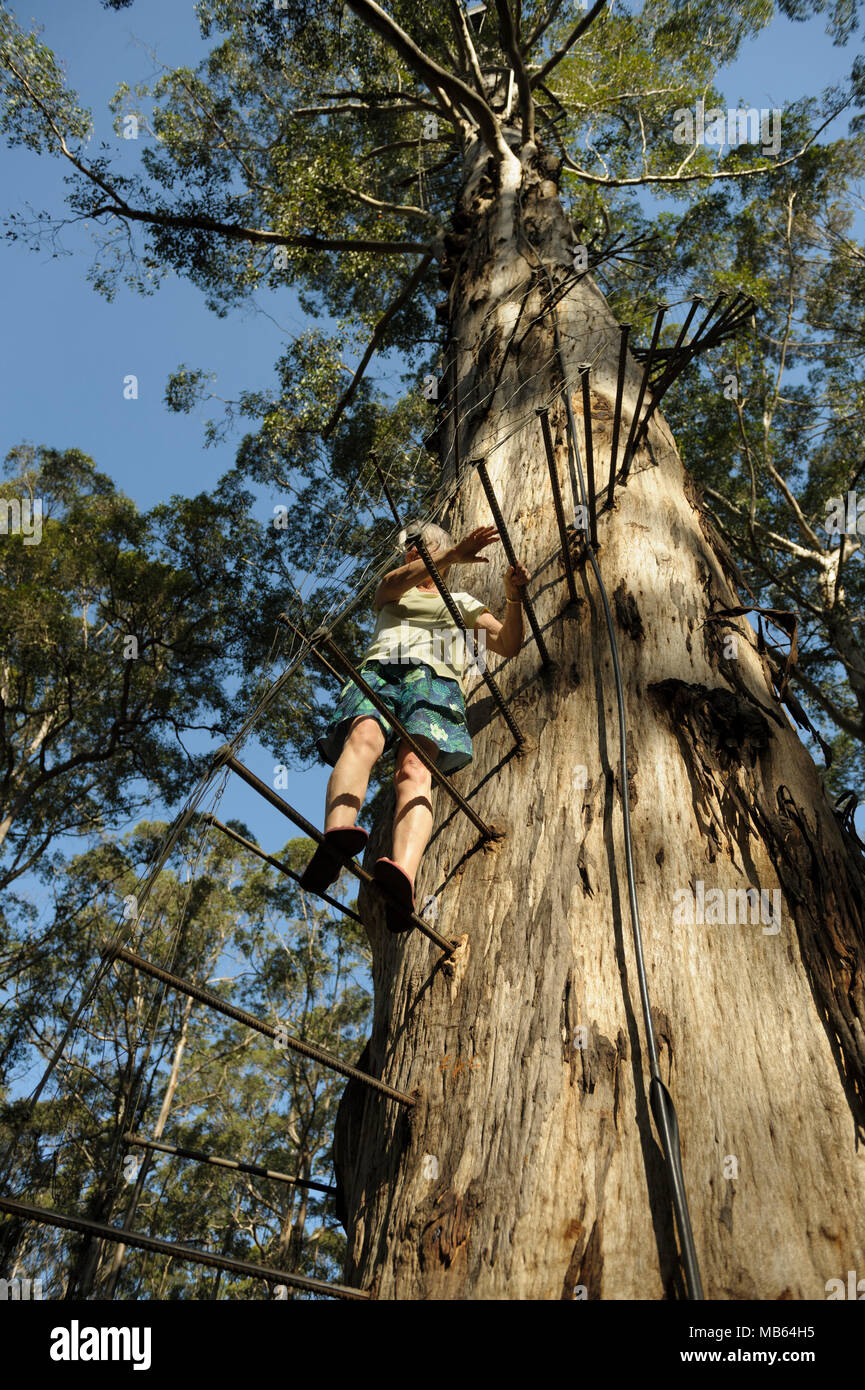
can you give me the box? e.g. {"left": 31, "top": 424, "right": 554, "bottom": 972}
{"left": 299, "top": 826, "right": 368, "bottom": 894}
{"left": 373, "top": 857, "right": 416, "bottom": 934}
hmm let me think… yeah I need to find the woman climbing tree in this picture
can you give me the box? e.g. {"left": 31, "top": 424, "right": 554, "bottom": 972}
{"left": 300, "top": 521, "right": 529, "bottom": 929}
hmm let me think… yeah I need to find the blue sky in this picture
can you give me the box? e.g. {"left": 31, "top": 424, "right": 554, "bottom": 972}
{"left": 1, "top": 0, "right": 861, "bottom": 876}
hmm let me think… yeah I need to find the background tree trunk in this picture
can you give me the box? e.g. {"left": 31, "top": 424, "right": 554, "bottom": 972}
{"left": 103, "top": 991, "right": 194, "bottom": 1297}
{"left": 334, "top": 136, "right": 865, "bottom": 1300}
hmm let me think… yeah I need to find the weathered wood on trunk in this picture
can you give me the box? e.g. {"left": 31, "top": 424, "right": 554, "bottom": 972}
{"left": 335, "top": 132, "right": 865, "bottom": 1300}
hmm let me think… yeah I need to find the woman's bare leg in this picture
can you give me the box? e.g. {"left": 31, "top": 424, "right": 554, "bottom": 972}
{"left": 391, "top": 738, "right": 438, "bottom": 885}
{"left": 324, "top": 717, "right": 385, "bottom": 831}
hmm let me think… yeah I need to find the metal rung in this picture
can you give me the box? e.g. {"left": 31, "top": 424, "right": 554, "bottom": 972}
{"left": 409, "top": 532, "right": 526, "bottom": 750}
{"left": 122, "top": 1134, "right": 338, "bottom": 1195}
{"left": 537, "top": 406, "right": 579, "bottom": 604}
{"left": 369, "top": 450, "right": 402, "bottom": 526}
{"left": 283, "top": 617, "right": 498, "bottom": 842}
{"left": 473, "top": 457, "right": 553, "bottom": 667}
{"left": 113, "top": 945, "right": 415, "bottom": 1108}
{"left": 217, "top": 750, "right": 459, "bottom": 955}
{"left": 628, "top": 293, "right": 756, "bottom": 455}
{"left": 607, "top": 322, "right": 631, "bottom": 508}
{"left": 620, "top": 302, "right": 667, "bottom": 483}
{"left": 578, "top": 366, "right": 598, "bottom": 549}
{"left": 202, "top": 814, "right": 362, "bottom": 924}
{"left": 0, "top": 1195, "right": 368, "bottom": 1301}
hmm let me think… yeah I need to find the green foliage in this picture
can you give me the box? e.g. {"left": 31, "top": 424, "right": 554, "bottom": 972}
{"left": 0, "top": 444, "right": 275, "bottom": 890}
{"left": 4, "top": 0, "right": 865, "bottom": 783}
{"left": 0, "top": 819, "right": 370, "bottom": 1298}
{"left": 0, "top": 7, "right": 93, "bottom": 153}
{"left": 643, "top": 136, "right": 865, "bottom": 792}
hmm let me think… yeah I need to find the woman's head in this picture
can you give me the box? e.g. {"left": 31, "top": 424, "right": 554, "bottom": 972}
{"left": 398, "top": 520, "right": 453, "bottom": 572}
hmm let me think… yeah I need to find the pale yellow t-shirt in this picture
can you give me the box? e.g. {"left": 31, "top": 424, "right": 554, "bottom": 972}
{"left": 361, "top": 586, "right": 490, "bottom": 692}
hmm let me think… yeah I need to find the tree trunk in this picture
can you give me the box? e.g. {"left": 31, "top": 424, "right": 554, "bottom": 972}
{"left": 335, "top": 134, "right": 865, "bottom": 1300}
{"left": 65, "top": 1040, "right": 146, "bottom": 1299}
{"left": 103, "top": 992, "right": 194, "bottom": 1297}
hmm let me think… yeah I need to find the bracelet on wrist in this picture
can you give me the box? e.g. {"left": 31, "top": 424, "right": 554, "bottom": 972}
{"left": 506, "top": 595, "right": 522, "bottom": 604}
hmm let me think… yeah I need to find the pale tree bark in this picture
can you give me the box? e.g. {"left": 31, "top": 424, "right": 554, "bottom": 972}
{"left": 103, "top": 991, "right": 195, "bottom": 1297}
{"left": 334, "top": 131, "right": 865, "bottom": 1300}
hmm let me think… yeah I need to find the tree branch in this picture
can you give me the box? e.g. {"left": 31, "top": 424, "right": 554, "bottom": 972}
{"left": 331, "top": 184, "right": 437, "bottom": 221}
{"left": 290, "top": 98, "right": 442, "bottom": 118}
{"left": 313, "top": 87, "right": 446, "bottom": 116}
{"left": 344, "top": 0, "right": 507, "bottom": 160}
{"left": 362, "top": 136, "right": 444, "bottom": 159}
{"left": 702, "top": 486, "right": 823, "bottom": 563}
{"left": 523, "top": 0, "right": 566, "bottom": 53}
{"left": 169, "top": 67, "right": 261, "bottom": 191}
{"left": 5, "top": 52, "right": 432, "bottom": 258}
{"left": 447, "top": 0, "right": 487, "bottom": 99}
{"left": 560, "top": 103, "right": 848, "bottom": 187}
{"left": 87, "top": 199, "right": 432, "bottom": 256}
{"left": 321, "top": 250, "right": 435, "bottom": 437}
{"left": 529, "top": 0, "right": 607, "bottom": 90}
{"left": 495, "top": 0, "right": 534, "bottom": 144}
{"left": 393, "top": 146, "right": 460, "bottom": 188}
{"left": 765, "top": 647, "right": 865, "bottom": 740}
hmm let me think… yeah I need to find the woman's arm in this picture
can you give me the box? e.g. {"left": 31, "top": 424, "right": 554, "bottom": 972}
{"left": 374, "top": 526, "right": 500, "bottom": 609}
{"left": 475, "top": 563, "right": 530, "bottom": 657}
{"left": 374, "top": 551, "right": 458, "bottom": 609}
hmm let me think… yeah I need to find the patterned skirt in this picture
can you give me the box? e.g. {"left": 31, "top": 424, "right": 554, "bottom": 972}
{"left": 316, "top": 660, "right": 474, "bottom": 775}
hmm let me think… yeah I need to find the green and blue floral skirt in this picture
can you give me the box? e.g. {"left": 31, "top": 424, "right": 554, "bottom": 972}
{"left": 316, "top": 660, "right": 474, "bottom": 774}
